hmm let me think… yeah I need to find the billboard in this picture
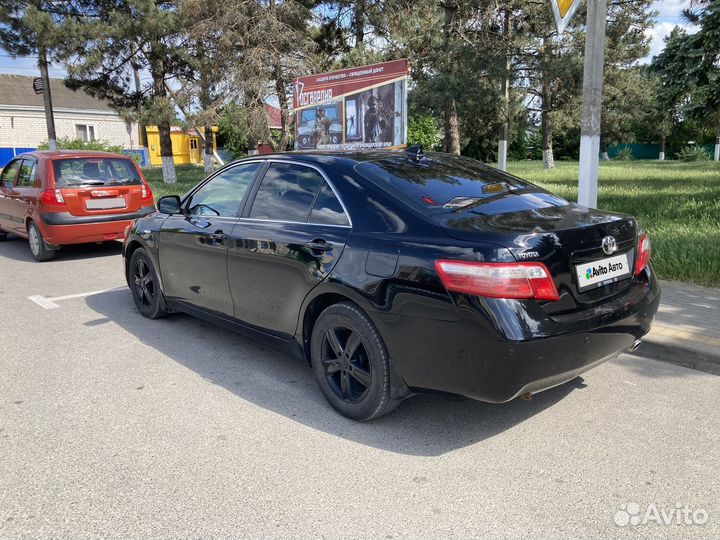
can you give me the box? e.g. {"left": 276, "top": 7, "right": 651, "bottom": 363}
{"left": 293, "top": 59, "right": 410, "bottom": 151}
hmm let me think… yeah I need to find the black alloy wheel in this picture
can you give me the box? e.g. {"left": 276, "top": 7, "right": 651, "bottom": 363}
{"left": 129, "top": 248, "right": 168, "bottom": 319}
{"left": 320, "top": 325, "right": 373, "bottom": 403}
{"left": 134, "top": 257, "right": 155, "bottom": 308}
{"left": 311, "top": 302, "right": 400, "bottom": 421}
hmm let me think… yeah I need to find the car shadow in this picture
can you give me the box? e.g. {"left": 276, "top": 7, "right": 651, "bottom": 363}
{"left": 86, "top": 289, "right": 583, "bottom": 456}
{"left": 0, "top": 234, "right": 122, "bottom": 262}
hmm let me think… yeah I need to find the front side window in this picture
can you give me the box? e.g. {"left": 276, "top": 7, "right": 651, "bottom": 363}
{"left": 75, "top": 124, "right": 96, "bottom": 142}
{"left": 16, "top": 159, "right": 36, "bottom": 187}
{"left": 53, "top": 158, "right": 142, "bottom": 187}
{"left": 1, "top": 160, "right": 22, "bottom": 186}
{"left": 249, "top": 163, "right": 324, "bottom": 222}
{"left": 187, "top": 162, "right": 261, "bottom": 217}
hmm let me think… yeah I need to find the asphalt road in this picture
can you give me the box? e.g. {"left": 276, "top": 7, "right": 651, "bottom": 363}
{"left": 1, "top": 237, "right": 719, "bottom": 540}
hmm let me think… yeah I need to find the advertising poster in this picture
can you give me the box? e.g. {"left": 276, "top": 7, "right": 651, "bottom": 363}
{"left": 293, "top": 59, "right": 410, "bottom": 151}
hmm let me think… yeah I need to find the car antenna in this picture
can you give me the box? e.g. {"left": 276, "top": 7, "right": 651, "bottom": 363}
{"left": 405, "top": 144, "right": 424, "bottom": 162}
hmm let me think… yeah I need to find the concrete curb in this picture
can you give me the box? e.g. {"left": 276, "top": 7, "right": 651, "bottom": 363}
{"left": 638, "top": 331, "right": 720, "bottom": 376}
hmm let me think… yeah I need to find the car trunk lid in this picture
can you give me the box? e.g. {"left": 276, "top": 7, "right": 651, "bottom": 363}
{"left": 51, "top": 156, "right": 145, "bottom": 216}
{"left": 437, "top": 192, "right": 638, "bottom": 310}
{"left": 60, "top": 185, "right": 143, "bottom": 216}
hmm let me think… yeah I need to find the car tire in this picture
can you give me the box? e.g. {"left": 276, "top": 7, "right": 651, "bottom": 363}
{"left": 311, "top": 302, "right": 400, "bottom": 421}
{"left": 0, "top": 231, "right": 7, "bottom": 241}
{"left": 128, "top": 247, "right": 168, "bottom": 319}
{"left": 27, "top": 221, "right": 55, "bottom": 262}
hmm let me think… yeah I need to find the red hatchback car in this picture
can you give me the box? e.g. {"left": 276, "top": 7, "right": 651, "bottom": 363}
{"left": 0, "top": 151, "right": 156, "bottom": 261}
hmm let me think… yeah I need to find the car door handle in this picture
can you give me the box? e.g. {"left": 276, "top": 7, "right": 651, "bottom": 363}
{"left": 305, "top": 239, "right": 333, "bottom": 253}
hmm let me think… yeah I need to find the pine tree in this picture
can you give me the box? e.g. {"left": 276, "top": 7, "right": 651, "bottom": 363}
{"left": 650, "top": 1, "right": 720, "bottom": 161}
{"left": 60, "top": 0, "right": 186, "bottom": 183}
{"left": 0, "top": 1, "right": 84, "bottom": 149}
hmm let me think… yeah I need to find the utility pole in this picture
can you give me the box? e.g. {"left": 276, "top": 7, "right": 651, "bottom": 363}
{"left": 133, "top": 62, "right": 150, "bottom": 151}
{"left": 38, "top": 46, "right": 57, "bottom": 150}
{"left": 577, "top": 0, "right": 607, "bottom": 208}
{"left": 497, "top": 9, "right": 512, "bottom": 172}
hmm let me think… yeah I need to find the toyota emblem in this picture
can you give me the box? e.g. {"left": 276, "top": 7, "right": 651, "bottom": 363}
{"left": 601, "top": 236, "right": 617, "bottom": 255}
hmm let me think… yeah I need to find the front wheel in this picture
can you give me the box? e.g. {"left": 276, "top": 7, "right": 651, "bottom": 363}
{"left": 311, "top": 302, "right": 399, "bottom": 421}
{"left": 27, "top": 221, "right": 55, "bottom": 261}
{"left": 128, "top": 248, "right": 168, "bottom": 319}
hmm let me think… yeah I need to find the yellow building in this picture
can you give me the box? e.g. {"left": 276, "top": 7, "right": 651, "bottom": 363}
{"left": 145, "top": 126, "right": 218, "bottom": 166}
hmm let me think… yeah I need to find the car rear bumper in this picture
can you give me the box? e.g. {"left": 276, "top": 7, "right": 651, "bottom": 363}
{"left": 375, "top": 274, "right": 661, "bottom": 403}
{"left": 41, "top": 206, "right": 155, "bottom": 226}
{"left": 39, "top": 206, "right": 155, "bottom": 246}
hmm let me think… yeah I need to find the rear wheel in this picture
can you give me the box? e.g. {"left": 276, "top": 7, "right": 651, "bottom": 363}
{"left": 27, "top": 221, "right": 55, "bottom": 262}
{"left": 311, "top": 302, "right": 399, "bottom": 421}
{"left": 0, "top": 231, "right": 7, "bottom": 242}
{"left": 129, "top": 248, "right": 168, "bottom": 319}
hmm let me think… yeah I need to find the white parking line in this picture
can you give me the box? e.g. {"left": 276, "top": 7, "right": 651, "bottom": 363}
{"left": 28, "top": 287, "right": 127, "bottom": 310}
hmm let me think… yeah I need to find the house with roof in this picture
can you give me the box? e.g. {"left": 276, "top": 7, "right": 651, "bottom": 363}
{"left": 0, "top": 74, "right": 138, "bottom": 167}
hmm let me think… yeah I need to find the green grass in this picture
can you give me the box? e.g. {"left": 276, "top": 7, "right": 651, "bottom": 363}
{"left": 144, "top": 160, "right": 720, "bottom": 287}
{"left": 507, "top": 160, "right": 720, "bottom": 288}
{"left": 144, "top": 164, "right": 206, "bottom": 199}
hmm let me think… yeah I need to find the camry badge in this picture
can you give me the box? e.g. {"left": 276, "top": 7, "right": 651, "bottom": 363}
{"left": 601, "top": 236, "right": 617, "bottom": 255}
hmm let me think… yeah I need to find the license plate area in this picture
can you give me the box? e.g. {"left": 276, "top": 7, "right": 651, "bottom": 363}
{"left": 575, "top": 252, "right": 631, "bottom": 292}
{"left": 86, "top": 197, "right": 126, "bottom": 210}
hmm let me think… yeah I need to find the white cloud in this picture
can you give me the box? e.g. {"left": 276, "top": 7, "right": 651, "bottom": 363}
{"left": 639, "top": 1, "right": 700, "bottom": 63}
{"left": 642, "top": 20, "right": 698, "bottom": 63}
{"left": 652, "top": 0, "right": 688, "bottom": 21}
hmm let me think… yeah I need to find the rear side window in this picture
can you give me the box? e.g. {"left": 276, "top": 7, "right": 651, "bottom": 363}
{"left": 249, "top": 163, "right": 324, "bottom": 222}
{"left": 53, "top": 158, "right": 142, "bottom": 187}
{"left": 310, "top": 183, "right": 350, "bottom": 226}
{"left": 17, "top": 160, "right": 37, "bottom": 188}
{"left": 354, "top": 154, "right": 563, "bottom": 214}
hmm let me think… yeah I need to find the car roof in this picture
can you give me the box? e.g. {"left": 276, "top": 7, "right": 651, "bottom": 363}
{"left": 17, "top": 150, "right": 131, "bottom": 160}
{"left": 244, "top": 149, "right": 416, "bottom": 166}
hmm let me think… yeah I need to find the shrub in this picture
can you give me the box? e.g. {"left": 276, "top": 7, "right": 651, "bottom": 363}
{"left": 38, "top": 137, "right": 125, "bottom": 154}
{"left": 614, "top": 147, "right": 634, "bottom": 161}
{"left": 407, "top": 115, "right": 441, "bottom": 151}
{"left": 675, "top": 146, "right": 711, "bottom": 162}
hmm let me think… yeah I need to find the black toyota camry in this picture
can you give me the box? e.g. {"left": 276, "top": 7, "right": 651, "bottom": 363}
{"left": 122, "top": 149, "right": 660, "bottom": 420}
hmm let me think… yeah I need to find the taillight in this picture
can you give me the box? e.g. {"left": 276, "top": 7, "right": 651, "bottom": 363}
{"left": 141, "top": 184, "right": 153, "bottom": 202}
{"left": 635, "top": 231, "right": 651, "bottom": 275}
{"left": 40, "top": 189, "right": 66, "bottom": 207}
{"left": 435, "top": 260, "right": 560, "bottom": 301}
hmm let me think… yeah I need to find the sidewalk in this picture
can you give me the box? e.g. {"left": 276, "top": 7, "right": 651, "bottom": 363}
{"left": 637, "top": 280, "right": 720, "bottom": 375}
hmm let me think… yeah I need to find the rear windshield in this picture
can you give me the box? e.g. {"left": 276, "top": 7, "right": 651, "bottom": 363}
{"left": 53, "top": 158, "right": 142, "bottom": 187}
{"left": 354, "top": 154, "right": 558, "bottom": 214}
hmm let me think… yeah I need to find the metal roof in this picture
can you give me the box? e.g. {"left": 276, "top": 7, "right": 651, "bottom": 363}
{"left": 0, "top": 73, "right": 114, "bottom": 112}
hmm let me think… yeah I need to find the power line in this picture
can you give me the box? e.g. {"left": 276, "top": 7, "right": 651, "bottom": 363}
{"left": 0, "top": 65, "right": 66, "bottom": 73}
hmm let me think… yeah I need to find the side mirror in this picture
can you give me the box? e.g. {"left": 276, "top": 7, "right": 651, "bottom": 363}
{"left": 158, "top": 195, "right": 182, "bottom": 214}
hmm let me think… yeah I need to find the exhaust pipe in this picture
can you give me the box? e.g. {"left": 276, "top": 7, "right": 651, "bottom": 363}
{"left": 631, "top": 339, "right": 642, "bottom": 352}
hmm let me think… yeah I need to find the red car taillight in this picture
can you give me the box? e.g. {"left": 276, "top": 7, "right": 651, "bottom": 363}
{"left": 635, "top": 231, "right": 651, "bottom": 275}
{"left": 435, "top": 260, "right": 560, "bottom": 301}
{"left": 40, "top": 189, "right": 66, "bottom": 207}
{"left": 141, "top": 183, "right": 153, "bottom": 203}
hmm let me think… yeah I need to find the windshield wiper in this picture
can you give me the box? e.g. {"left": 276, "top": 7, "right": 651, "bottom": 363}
{"left": 61, "top": 180, "right": 106, "bottom": 186}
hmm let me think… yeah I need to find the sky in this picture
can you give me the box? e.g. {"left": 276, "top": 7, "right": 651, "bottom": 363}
{"left": 0, "top": 1, "right": 698, "bottom": 79}
{"left": 644, "top": 0, "right": 697, "bottom": 61}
